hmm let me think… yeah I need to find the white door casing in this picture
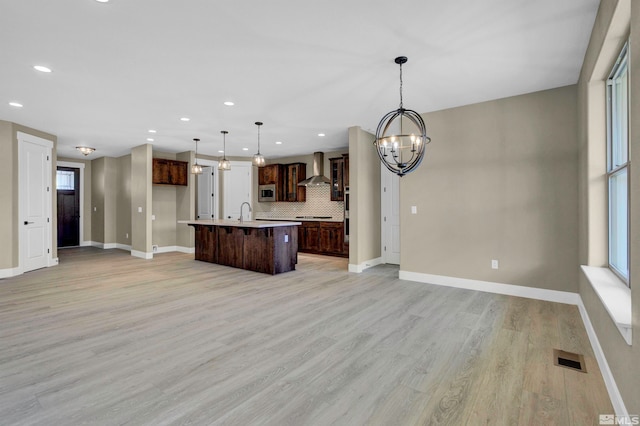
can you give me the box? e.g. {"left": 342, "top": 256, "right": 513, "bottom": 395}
{"left": 223, "top": 161, "right": 252, "bottom": 221}
{"left": 381, "top": 165, "right": 400, "bottom": 265}
{"left": 196, "top": 160, "right": 218, "bottom": 219}
{"left": 19, "top": 132, "right": 54, "bottom": 273}
{"left": 197, "top": 166, "right": 214, "bottom": 219}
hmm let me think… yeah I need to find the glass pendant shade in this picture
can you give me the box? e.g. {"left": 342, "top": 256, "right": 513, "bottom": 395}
{"left": 374, "top": 56, "right": 430, "bottom": 177}
{"left": 191, "top": 138, "right": 203, "bottom": 175}
{"left": 252, "top": 153, "right": 265, "bottom": 167}
{"left": 218, "top": 131, "right": 231, "bottom": 171}
{"left": 252, "top": 121, "right": 265, "bottom": 167}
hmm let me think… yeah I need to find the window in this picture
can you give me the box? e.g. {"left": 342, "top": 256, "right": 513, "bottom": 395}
{"left": 606, "top": 43, "right": 630, "bottom": 284}
{"left": 56, "top": 170, "right": 75, "bottom": 190}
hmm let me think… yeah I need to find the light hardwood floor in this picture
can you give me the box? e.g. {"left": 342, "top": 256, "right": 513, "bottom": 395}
{"left": 0, "top": 248, "right": 612, "bottom": 425}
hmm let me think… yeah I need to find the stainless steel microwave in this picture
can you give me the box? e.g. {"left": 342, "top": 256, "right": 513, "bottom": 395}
{"left": 258, "top": 184, "right": 276, "bottom": 202}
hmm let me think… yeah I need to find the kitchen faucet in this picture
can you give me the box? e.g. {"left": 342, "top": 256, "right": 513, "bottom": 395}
{"left": 239, "top": 202, "right": 252, "bottom": 223}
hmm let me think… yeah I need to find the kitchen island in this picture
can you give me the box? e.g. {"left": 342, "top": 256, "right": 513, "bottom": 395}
{"left": 179, "top": 220, "right": 301, "bottom": 275}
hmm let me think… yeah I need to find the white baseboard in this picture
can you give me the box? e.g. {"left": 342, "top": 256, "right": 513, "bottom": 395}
{"left": 0, "top": 266, "right": 21, "bottom": 279}
{"left": 399, "top": 270, "right": 581, "bottom": 305}
{"left": 81, "top": 241, "right": 92, "bottom": 247}
{"left": 90, "top": 241, "right": 117, "bottom": 249}
{"left": 115, "top": 244, "right": 132, "bottom": 251}
{"left": 152, "top": 245, "right": 195, "bottom": 254}
{"left": 131, "top": 250, "right": 153, "bottom": 260}
{"left": 399, "top": 269, "right": 626, "bottom": 420}
{"left": 348, "top": 257, "right": 384, "bottom": 273}
{"left": 576, "top": 299, "right": 629, "bottom": 420}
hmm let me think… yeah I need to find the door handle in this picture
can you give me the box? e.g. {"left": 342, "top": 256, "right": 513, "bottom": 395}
{"left": 24, "top": 221, "right": 34, "bottom": 225}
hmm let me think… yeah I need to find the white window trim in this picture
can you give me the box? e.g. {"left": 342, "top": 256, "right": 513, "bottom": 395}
{"left": 606, "top": 42, "right": 630, "bottom": 284}
{"left": 581, "top": 265, "right": 631, "bottom": 345}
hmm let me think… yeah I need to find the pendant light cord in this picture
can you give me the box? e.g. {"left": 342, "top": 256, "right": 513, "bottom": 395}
{"left": 399, "top": 62, "right": 404, "bottom": 109}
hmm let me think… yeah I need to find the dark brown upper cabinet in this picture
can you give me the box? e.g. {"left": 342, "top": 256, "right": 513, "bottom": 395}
{"left": 329, "top": 154, "right": 349, "bottom": 201}
{"left": 283, "top": 162, "right": 306, "bottom": 202}
{"left": 152, "top": 158, "right": 188, "bottom": 186}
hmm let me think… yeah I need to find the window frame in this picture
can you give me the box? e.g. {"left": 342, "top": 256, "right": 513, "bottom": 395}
{"left": 605, "top": 42, "right": 630, "bottom": 285}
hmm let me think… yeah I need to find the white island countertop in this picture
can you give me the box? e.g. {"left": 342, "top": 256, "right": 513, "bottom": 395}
{"left": 178, "top": 219, "right": 302, "bottom": 228}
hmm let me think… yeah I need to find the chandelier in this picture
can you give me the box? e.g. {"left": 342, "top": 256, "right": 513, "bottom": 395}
{"left": 191, "top": 138, "right": 203, "bottom": 174}
{"left": 374, "top": 56, "right": 430, "bottom": 177}
{"left": 252, "top": 121, "right": 265, "bottom": 167}
{"left": 218, "top": 131, "right": 231, "bottom": 171}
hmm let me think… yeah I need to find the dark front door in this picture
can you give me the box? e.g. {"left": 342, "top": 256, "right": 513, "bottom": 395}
{"left": 57, "top": 167, "right": 80, "bottom": 247}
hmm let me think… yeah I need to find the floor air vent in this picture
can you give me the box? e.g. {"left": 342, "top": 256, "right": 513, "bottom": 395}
{"left": 553, "top": 349, "right": 587, "bottom": 373}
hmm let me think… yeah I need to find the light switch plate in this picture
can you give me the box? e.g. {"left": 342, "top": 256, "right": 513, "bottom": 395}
{"left": 138, "top": 207, "right": 142, "bottom": 213}
{"left": 411, "top": 206, "right": 417, "bottom": 214}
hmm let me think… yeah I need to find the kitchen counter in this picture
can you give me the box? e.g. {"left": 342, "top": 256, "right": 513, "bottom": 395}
{"left": 180, "top": 220, "right": 301, "bottom": 274}
{"left": 254, "top": 216, "right": 343, "bottom": 223}
{"left": 178, "top": 219, "right": 302, "bottom": 228}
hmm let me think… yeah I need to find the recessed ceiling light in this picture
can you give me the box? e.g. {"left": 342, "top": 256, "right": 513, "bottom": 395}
{"left": 275, "top": 141, "right": 282, "bottom": 145}
{"left": 218, "top": 150, "right": 224, "bottom": 153}
{"left": 147, "top": 138, "right": 154, "bottom": 142}
{"left": 95, "top": 0, "right": 109, "bottom": 3}
{"left": 318, "top": 133, "right": 325, "bottom": 137}
{"left": 9, "top": 102, "right": 23, "bottom": 108}
{"left": 242, "top": 148, "right": 249, "bottom": 151}
{"left": 223, "top": 101, "right": 234, "bottom": 106}
{"left": 34, "top": 65, "right": 52, "bottom": 73}
{"left": 180, "top": 117, "right": 190, "bottom": 122}
{"left": 148, "top": 129, "right": 156, "bottom": 133}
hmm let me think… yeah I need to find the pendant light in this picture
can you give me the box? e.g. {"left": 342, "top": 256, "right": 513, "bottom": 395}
{"left": 252, "top": 121, "right": 266, "bottom": 167}
{"left": 374, "top": 56, "right": 431, "bottom": 177}
{"left": 218, "top": 130, "right": 231, "bottom": 171}
{"left": 191, "top": 138, "right": 203, "bottom": 174}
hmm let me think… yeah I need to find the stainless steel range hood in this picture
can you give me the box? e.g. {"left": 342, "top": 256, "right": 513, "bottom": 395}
{"left": 298, "top": 152, "right": 330, "bottom": 186}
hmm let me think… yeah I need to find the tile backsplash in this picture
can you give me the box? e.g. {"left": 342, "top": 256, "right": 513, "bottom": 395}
{"left": 255, "top": 185, "right": 344, "bottom": 221}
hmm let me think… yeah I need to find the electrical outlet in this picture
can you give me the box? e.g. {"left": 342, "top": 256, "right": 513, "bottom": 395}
{"left": 491, "top": 259, "right": 499, "bottom": 269}
{"left": 284, "top": 234, "right": 289, "bottom": 242}
{"left": 126, "top": 233, "right": 129, "bottom": 239}
{"left": 138, "top": 207, "right": 143, "bottom": 213}
{"left": 411, "top": 206, "right": 417, "bottom": 214}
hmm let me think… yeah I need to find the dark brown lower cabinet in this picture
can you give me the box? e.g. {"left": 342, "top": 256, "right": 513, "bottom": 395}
{"left": 189, "top": 224, "right": 298, "bottom": 274}
{"left": 217, "top": 227, "right": 244, "bottom": 268}
{"left": 299, "top": 221, "right": 347, "bottom": 257}
{"left": 299, "top": 222, "right": 320, "bottom": 252}
{"left": 195, "top": 225, "right": 217, "bottom": 263}
{"left": 319, "top": 222, "right": 344, "bottom": 255}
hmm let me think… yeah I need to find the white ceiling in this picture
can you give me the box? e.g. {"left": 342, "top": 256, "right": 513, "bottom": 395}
{"left": 0, "top": 0, "right": 599, "bottom": 160}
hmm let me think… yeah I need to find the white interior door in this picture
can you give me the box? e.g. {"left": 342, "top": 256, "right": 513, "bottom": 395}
{"left": 381, "top": 166, "right": 400, "bottom": 265}
{"left": 223, "top": 162, "right": 252, "bottom": 220}
{"left": 197, "top": 166, "right": 214, "bottom": 219}
{"left": 19, "top": 133, "right": 53, "bottom": 272}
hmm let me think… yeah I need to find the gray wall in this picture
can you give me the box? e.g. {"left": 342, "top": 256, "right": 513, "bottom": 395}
{"left": 348, "top": 126, "right": 381, "bottom": 265}
{"left": 401, "top": 86, "right": 579, "bottom": 293}
{"left": 131, "top": 144, "right": 153, "bottom": 254}
{"left": 116, "top": 155, "right": 131, "bottom": 246}
{"left": 0, "top": 121, "right": 58, "bottom": 269}
{"left": 577, "top": 0, "right": 639, "bottom": 413}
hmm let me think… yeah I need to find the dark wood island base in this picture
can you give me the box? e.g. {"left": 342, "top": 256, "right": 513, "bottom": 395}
{"left": 181, "top": 220, "right": 301, "bottom": 275}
